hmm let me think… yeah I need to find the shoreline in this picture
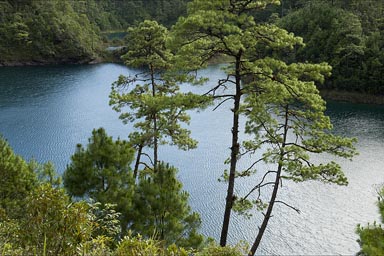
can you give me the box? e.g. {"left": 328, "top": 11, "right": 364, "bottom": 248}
{"left": 0, "top": 58, "right": 103, "bottom": 67}
{"left": 1, "top": 60, "right": 383, "bottom": 105}
{"left": 320, "top": 89, "right": 384, "bottom": 105}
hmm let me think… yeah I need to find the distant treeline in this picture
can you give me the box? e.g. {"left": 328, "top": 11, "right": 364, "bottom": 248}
{"left": 0, "top": 0, "right": 189, "bottom": 64}
{"left": 0, "top": 0, "right": 383, "bottom": 95}
{"left": 84, "top": 0, "right": 190, "bottom": 30}
{"left": 0, "top": 0, "right": 100, "bottom": 64}
{"left": 274, "top": 0, "right": 384, "bottom": 95}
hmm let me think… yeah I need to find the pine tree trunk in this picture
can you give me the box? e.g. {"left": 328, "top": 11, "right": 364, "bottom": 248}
{"left": 248, "top": 105, "right": 289, "bottom": 255}
{"left": 150, "top": 64, "right": 158, "bottom": 171}
{"left": 248, "top": 163, "right": 282, "bottom": 255}
{"left": 133, "top": 144, "right": 143, "bottom": 180}
{"left": 220, "top": 53, "right": 242, "bottom": 246}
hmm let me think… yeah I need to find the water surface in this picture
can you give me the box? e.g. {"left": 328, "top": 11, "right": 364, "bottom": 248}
{"left": 1, "top": 63, "right": 383, "bottom": 255}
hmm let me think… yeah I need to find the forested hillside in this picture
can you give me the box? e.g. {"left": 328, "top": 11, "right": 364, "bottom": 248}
{"left": 276, "top": 0, "right": 384, "bottom": 96}
{"left": 0, "top": 0, "right": 383, "bottom": 95}
{"left": 0, "top": 0, "right": 189, "bottom": 65}
{"left": 85, "top": 0, "right": 190, "bottom": 29}
{"left": 0, "top": 0, "right": 100, "bottom": 65}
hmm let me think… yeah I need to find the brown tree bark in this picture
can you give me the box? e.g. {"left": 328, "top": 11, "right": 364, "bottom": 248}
{"left": 220, "top": 52, "right": 242, "bottom": 246}
{"left": 248, "top": 105, "right": 289, "bottom": 255}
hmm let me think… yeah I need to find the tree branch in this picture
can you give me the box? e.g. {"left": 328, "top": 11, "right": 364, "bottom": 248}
{"left": 275, "top": 200, "right": 301, "bottom": 214}
{"left": 242, "top": 171, "right": 277, "bottom": 201}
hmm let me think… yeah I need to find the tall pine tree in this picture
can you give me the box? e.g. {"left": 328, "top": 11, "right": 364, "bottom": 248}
{"left": 171, "top": 0, "right": 357, "bottom": 253}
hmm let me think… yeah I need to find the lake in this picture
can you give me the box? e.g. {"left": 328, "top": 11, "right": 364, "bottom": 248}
{"left": 1, "top": 63, "right": 383, "bottom": 254}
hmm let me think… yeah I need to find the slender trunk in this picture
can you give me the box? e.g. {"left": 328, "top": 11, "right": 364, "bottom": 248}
{"left": 133, "top": 144, "right": 143, "bottom": 180}
{"left": 220, "top": 53, "right": 242, "bottom": 246}
{"left": 150, "top": 64, "right": 158, "bottom": 171}
{"left": 248, "top": 105, "right": 289, "bottom": 256}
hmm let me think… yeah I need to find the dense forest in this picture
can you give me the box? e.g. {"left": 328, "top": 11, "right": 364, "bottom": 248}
{"left": 1, "top": 0, "right": 384, "bottom": 255}
{"left": 0, "top": 0, "right": 188, "bottom": 64}
{"left": 0, "top": 0, "right": 383, "bottom": 96}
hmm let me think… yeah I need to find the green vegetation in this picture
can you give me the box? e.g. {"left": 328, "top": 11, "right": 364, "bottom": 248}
{"left": 357, "top": 187, "right": 384, "bottom": 255}
{"left": 2, "top": 0, "right": 383, "bottom": 255}
{"left": 110, "top": 20, "right": 208, "bottom": 177}
{"left": 84, "top": 0, "right": 190, "bottom": 29}
{"left": 63, "top": 128, "right": 135, "bottom": 232}
{"left": 0, "top": 133, "right": 246, "bottom": 255}
{"left": 0, "top": 0, "right": 190, "bottom": 65}
{"left": 278, "top": 1, "right": 384, "bottom": 95}
{"left": 132, "top": 163, "right": 203, "bottom": 248}
{"left": 0, "top": 0, "right": 383, "bottom": 98}
{"left": 170, "top": 0, "right": 356, "bottom": 254}
{"left": 0, "top": 136, "right": 37, "bottom": 218}
{"left": 0, "top": 0, "right": 100, "bottom": 65}
{"left": 109, "top": 20, "right": 209, "bottom": 247}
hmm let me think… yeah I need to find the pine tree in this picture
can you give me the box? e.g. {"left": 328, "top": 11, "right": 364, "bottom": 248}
{"left": 109, "top": 20, "right": 207, "bottom": 248}
{"left": 110, "top": 20, "right": 209, "bottom": 176}
{"left": 63, "top": 128, "right": 135, "bottom": 232}
{"left": 0, "top": 135, "right": 37, "bottom": 218}
{"left": 171, "top": 0, "right": 357, "bottom": 253}
{"left": 132, "top": 162, "right": 203, "bottom": 248}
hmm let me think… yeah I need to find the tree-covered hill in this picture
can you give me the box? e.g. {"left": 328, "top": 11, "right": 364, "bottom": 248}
{"left": 0, "top": 0, "right": 100, "bottom": 65}
{"left": 85, "top": 0, "right": 190, "bottom": 30}
{"left": 0, "top": 0, "right": 190, "bottom": 65}
{"left": 0, "top": 0, "right": 383, "bottom": 97}
{"left": 277, "top": 0, "right": 384, "bottom": 96}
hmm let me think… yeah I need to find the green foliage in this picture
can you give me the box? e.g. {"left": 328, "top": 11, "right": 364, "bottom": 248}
{"left": 0, "top": 183, "right": 123, "bottom": 255}
{"left": 171, "top": 0, "right": 357, "bottom": 252}
{"left": 132, "top": 162, "right": 204, "bottom": 248}
{"left": 76, "top": 236, "right": 113, "bottom": 256}
{"left": 356, "top": 187, "right": 384, "bottom": 256}
{"left": 114, "top": 235, "right": 247, "bottom": 256}
{"left": 0, "top": 0, "right": 101, "bottom": 64}
{"left": 115, "top": 234, "right": 172, "bottom": 256}
{"left": 110, "top": 21, "right": 206, "bottom": 249}
{"left": 110, "top": 20, "right": 209, "bottom": 173}
{"left": 196, "top": 241, "right": 248, "bottom": 256}
{"left": 63, "top": 128, "right": 135, "bottom": 231}
{"left": 240, "top": 59, "right": 356, "bottom": 186}
{"left": 19, "top": 184, "right": 93, "bottom": 255}
{"left": 278, "top": 1, "right": 384, "bottom": 95}
{"left": 86, "top": 0, "right": 190, "bottom": 29}
{"left": 0, "top": 136, "right": 36, "bottom": 218}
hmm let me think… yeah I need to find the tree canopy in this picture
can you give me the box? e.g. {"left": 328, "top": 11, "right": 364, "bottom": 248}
{"left": 0, "top": 0, "right": 100, "bottom": 65}
{"left": 171, "top": 0, "right": 357, "bottom": 254}
{"left": 63, "top": 128, "right": 135, "bottom": 231}
{"left": 357, "top": 187, "right": 384, "bottom": 255}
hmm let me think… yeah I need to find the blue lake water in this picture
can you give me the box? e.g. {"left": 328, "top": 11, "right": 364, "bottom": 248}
{"left": 1, "top": 63, "right": 384, "bottom": 254}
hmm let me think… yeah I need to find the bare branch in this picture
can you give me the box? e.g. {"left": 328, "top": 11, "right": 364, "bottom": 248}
{"left": 275, "top": 200, "right": 301, "bottom": 214}
{"left": 138, "top": 161, "right": 153, "bottom": 171}
{"left": 242, "top": 171, "right": 277, "bottom": 201}
{"left": 212, "top": 97, "right": 235, "bottom": 111}
{"left": 140, "top": 152, "right": 154, "bottom": 166}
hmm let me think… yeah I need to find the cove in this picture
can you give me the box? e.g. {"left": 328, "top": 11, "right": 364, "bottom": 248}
{"left": 1, "top": 63, "right": 384, "bottom": 254}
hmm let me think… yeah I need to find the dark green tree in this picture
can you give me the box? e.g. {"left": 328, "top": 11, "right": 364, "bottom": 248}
{"left": 132, "top": 162, "right": 203, "bottom": 248}
{"left": 63, "top": 128, "right": 135, "bottom": 231}
{"left": 278, "top": 2, "right": 365, "bottom": 90}
{"left": 356, "top": 187, "right": 384, "bottom": 255}
{"left": 0, "top": 136, "right": 36, "bottom": 218}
